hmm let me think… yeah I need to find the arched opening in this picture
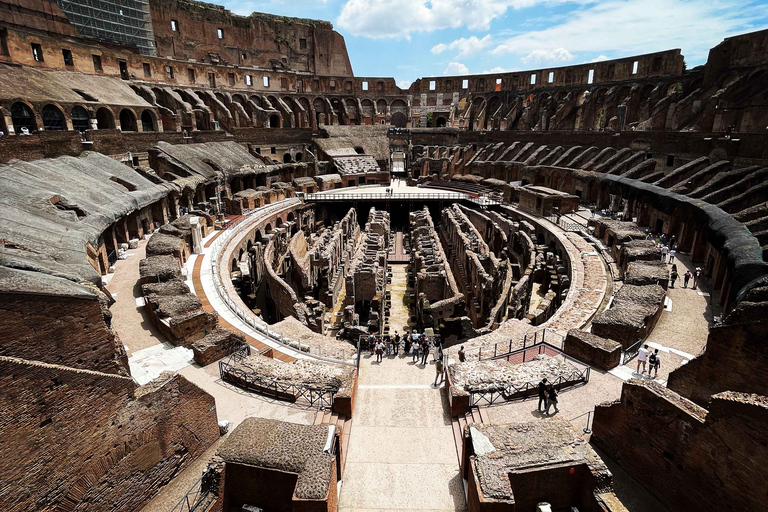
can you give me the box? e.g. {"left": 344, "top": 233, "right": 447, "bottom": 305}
{"left": 71, "top": 106, "right": 90, "bottom": 132}
{"left": 435, "top": 116, "right": 447, "bottom": 128}
{"left": 264, "top": 223, "right": 273, "bottom": 234}
{"left": 295, "top": 152, "right": 303, "bottom": 162}
{"left": 276, "top": 217, "right": 283, "bottom": 228}
{"left": 140, "top": 110, "right": 156, "bottom": 132}
{"left": 376, "top": 99, "right": 387, "bottom": 116}
{"left": 231, "top": 258, "right": 238, "bottom": 272}
{"left": 283, "top": 153, "right": 292, "bottom": 163}
{"left": 269, "top": 114, "right": 280, "bottom": 128}
{"left": 391, "top": 111, "right": 407, "bottom": 128}
{"left": 41, "top": 104, "right": 66, "bottom": 131}
{"left": 119, "top": 109, "right": 137, "bottom": 131}
{"left": 94, "top": 108, "right": 114, "bottom": 130}
{"left": 254, "top": 230, "right": 263, "bottom": 243}
{"left": 10, "top": 102, "right": 36, "bottom": 133}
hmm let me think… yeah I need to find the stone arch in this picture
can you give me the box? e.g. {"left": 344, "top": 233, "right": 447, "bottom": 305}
{"left": 254, "top": 229, "right": 263, "bottom": 242}
{"left": 41, "top": 104, "right": 67, "bottom": 131}
{"left": 140, "top": 110, "right": 157, "bottom": 132}
{"left": 313, "top": 97, "right": 326, "bottom": 126}
{"left": 119, "top": 109, "right": 138, "bottom": 131}
{"left": 376, "top": 99, "right": 387, "bottom": 115}
{"left": 295, "top": 152, "right": 303, "bottom": 162}
{"left": 361, "top": 99, "right": 374, "bottom": 121}
{"left": 264, "top": 223, "right": 273, "bottom": 234}
{"left": 283, "top": 153, "right": 292, "bottom": 163}
{"left": 391, "top": 111, "right": 407, "bottom": 128}
{"left": 345, "top": 98, "right": 358, "bottom": 123}
{"left": 269, "top": 114, "right": 281, "bottom": 128}
{"left": 276, "top": 217, "right": 284, "bottom": 228}
{"left": 435, "top": 116, "right": 447, "bottom": 128}
{"left": 330, "top": 98, "right": 345, "bottom": 125}
{"left": 10, "top": 101, "right": 37, "bottom": 133}
{"left": 71, "top": 106, "right": 90, "bottom": 132}
{"left": 96, "top": 107, "right": 115, "bottom": 129}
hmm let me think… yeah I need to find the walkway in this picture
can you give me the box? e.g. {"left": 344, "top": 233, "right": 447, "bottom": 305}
{"left": 338, "top": 353, "right": 465, "bottom": 512}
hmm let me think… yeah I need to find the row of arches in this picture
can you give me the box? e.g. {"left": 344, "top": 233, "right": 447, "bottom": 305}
{"left": 2, "top": 101, "right": 158, "bottom": 134}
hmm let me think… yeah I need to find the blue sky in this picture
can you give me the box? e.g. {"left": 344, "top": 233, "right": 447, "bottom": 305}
{"left": 226, "top": 0, "right": 768, "bottom": 88}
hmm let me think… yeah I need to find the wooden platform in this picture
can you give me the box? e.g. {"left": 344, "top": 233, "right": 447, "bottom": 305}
{"left": 191, "top": 252, "right": 295, "bottom": 362}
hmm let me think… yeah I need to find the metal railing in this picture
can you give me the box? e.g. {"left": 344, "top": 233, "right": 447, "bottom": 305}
{"left": 621, "top": 339, "right": 644, "bottom": 365}
{"left": 168, "top": 477, "right": 207, "bottom": 512}
{"left": 219, "top": 346, "right": 335, "bottom": 409}
{"left": 476, "top": 327, "right": 564, "bottom": 361}
{"left": 570, "top": 409, "right": 594, "bottom": 435}
{"left": 469, "top": 341, "right": 591, "bottom": 407}
{"left": 304, "top": 191, "right": 502, "bottom": 206}
{"left": 204, "top": 200, "right": 356, "bottom": 366}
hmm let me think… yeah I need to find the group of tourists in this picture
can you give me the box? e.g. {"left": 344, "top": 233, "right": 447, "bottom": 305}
{"left": 537, "top": 378, "right": 560, "bottom": 415}
{"left": 659, "top": 234, "right": 702, "bottom": 290}
{"left": 368, "top": 331, "right": 448, "bottom": 386}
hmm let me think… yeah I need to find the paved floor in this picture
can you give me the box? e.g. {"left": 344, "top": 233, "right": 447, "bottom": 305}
{"left": 338, "top": 353, "right": 466, "bottom": 512}
{"left": 388, "top": 264, "right": 413, "bottom": 334}
{"left": 105, "top": 239, "right": 167, "bottom": 353}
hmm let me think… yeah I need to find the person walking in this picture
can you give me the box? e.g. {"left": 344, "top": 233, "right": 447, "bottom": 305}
{"left": 683, "top": 270, "right": 691, "bottom": 288}
{"left": 649, "top": 349, "right": 661, "bottom": 378}
{"left": 538, "top": 378, "right": 548, "bottom": 412}
{"left": 385, "top": 336, "right": 391, "bottom": 356}
{"left": 369, "top": 336, "right": 376, "bottom": 357}
{"left": 434, "top": 357, "right": 444, "bottom": 386}
{"left": 412, "top": 338, "right": 420, "bottom": 363}
{"left": 545, "top": 384, "right": 559, "bottom": 415}
{"left": 458, "top": 345, "right": 466, "bottom": 363}
{"left": 433, "top": 335, "right": 443, "bottom": 361}
{"left": 670, "top": 235, "right": 676, "bottom": 249}
{"left": 637, "top": 344, "right": 650, "bottom": 374}
{"left": 375, "top": 339, "right": 384, "bottom": 363}
{"left": 393, "top": 332, "right": 400, "bottom": 355}
{"left": 668, "top": 248, "right": 676, "bottom": 264}
{"left": 661, "top": 245, "right": 668, "bottom": 262}
{"left": 420, "top": 338, "right": 430, "bottom": 365}
{"left": 404, "top": 332, "right": 412, "bottom": 355}
{"left": 693, "top": 267, "right": 701, "bottom": 289}
{"left": 670, "top": 269, "right": 678, "bottom": 288}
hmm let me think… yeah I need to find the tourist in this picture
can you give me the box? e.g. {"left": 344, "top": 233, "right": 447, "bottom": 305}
{"left": 434, "top": 357, "right": 444, "bottom": 386}
{"left": 375, "top": 339, "right": 384, "bottom": 362}
{"left": 670, "top": 235, "right": 676, "bottom": 249}
{"left": 434, "top": 335, "right": 443, "bottom": 361}
{"left": 670, "top": 268, "right": 678, "bottom": 288}
{"left": 660, "top": 234, "right": 668, "bottom": 246}
{"left": 458, "top": 345, "right": 466, "bottom": 363}
{"left": 669, "top": 248, "right": 676, "bottom": 264}
{"left": 421, "top": 338, "right": 430, "bottom": 365}
{"left": 412, "top": 338, "right": 420, "bottom": 363}
{"left": 385, "top": 336, "right": 391, "bottom": 356}
{"left": 393, "top": 332, "right": 400, "bottom": 355}
{"left": 683, "top": 270, "right": 691, "bottom": 288}
{"left": 369, "top": 336, "right": 376, "bottom": 356}
{"left": 538, "top": 378, "right": 548, "bottom": 412}
{"left": 693, "top": 267, "right": 701, "bottom": 289}
{"left": 545, "top": 384, "right": 559, "bottom": 414}
{"left": 649, "top": 349, "right": 661, "bottom": 378}
{"left": 661, "top": 245, "right": 669, "bottom": 262}
{"left": 404, "top": 332, "right": 412, "bottom": 355}
{"left": 637, "top": 344, "right": 650, "bottom": 374}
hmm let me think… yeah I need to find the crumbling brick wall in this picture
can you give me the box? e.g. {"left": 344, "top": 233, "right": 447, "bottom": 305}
{"left": 0, "top": 357, "right": 220, "bottom": 512}
{"left": 0, "top": 290, "right": 128, "bottom": 375}
{"left": 592, "top": 380, "right": 768, "bottom": 512}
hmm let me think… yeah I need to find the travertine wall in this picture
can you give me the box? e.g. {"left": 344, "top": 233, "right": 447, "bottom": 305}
{"left": 0, "top": 357, "right": 220, "bottom": 512}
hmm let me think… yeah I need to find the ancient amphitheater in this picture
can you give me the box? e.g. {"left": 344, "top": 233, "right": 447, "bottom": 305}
{"left": 1, "top": 1, "right": 768, "bottom": 512}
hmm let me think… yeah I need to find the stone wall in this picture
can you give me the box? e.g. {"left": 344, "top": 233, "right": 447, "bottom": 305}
{"left": 563, "top": 329, "right": 621, "bottom": 370}
{"left": 592, "top": 380, "right": 768, "bottom": 512}
{"left": 0, "top": 288, "right": 128, "bottom": 375}
{"left": 0, "top": 356, "right": 220, "bottom": 512}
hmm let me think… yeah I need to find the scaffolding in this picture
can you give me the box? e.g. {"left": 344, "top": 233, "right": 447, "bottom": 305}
{"left": 55, "top": 0, "right": 156, "bottom": 56}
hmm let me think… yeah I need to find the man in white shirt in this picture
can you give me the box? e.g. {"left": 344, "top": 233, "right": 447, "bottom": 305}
{"left": 669, "top": 249, "right": 676, "bottom": 264}
{"left": 661, "top": 245, "right": 669, "bottom": 261}
{"left": 636, "top": 344, "right": 650, "bottom": 374}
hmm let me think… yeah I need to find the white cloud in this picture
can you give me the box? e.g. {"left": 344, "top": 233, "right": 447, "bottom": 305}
{"left": 482, "top": 66, "right": 514, "bottom": 74}
{"left": 337, "top": 0, "right": 583, "bottom": 39}
{"left": 431, "top": 35, "right": 493, "bottom": 57}
{"left": 521, "top": 47, "right": 573, "bottom": 65}
{"left": 589, "top": 55, "right": 609, "bottom": 63}
{"left": 444, "top": 62, "right": 470, "bottom": 75}
{"left": 397, "top": 80, "right": 413, "bottom": 89}
{"left": 492, "top": 0, "right": 768, "bottom": 65}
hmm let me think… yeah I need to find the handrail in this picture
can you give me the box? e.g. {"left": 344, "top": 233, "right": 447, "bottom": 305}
{"left": 168, "top": 476, "right": 207, "bottom": 512}
{"left": 304, "top": 191, "right": 502, "bottom": 206}
{"left": 205, "top": 200, "right": 356, "bottom": 366}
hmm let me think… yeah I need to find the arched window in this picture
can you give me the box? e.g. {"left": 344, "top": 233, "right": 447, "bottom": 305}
{"left": 269, "top": 114, "right": 280, "bottom": 128}
{"left": 41, "top": 105, "right": 66, "bottom": 130}
{"left": 295, "top": 152, "right": 303, "bottom": 162}
{"left": 96, "top": 107, "right": 114, "bottom": 129}
{"left": 119, "top": 109, "right": 137, "bottom": 131}
{"left": 283, "top": 153, "right": 292, "bottom": 163}
{"left": 140, "top": 110, "right": 156, "bottom": 132}
{"left": 11, "top": 102, "right": 36, "bottom": 133}
{"left": 71, "top": 106, "right": 90, "bottom": 132}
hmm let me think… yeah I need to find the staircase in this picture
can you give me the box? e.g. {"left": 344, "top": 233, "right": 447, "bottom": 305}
{"left": 314, "top": 408, "right": 352, "bottom": 477}
{"left": 450, "top": 406, "right": 489, "bottom": 468}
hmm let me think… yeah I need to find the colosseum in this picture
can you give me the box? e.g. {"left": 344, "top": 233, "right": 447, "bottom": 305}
{"left": 1, "top": 1, "right": 767, "bottom": 511}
